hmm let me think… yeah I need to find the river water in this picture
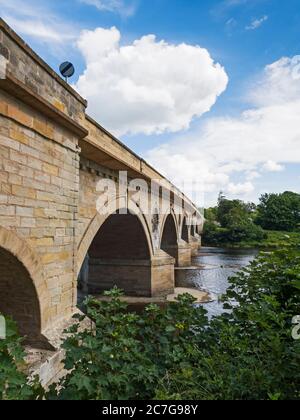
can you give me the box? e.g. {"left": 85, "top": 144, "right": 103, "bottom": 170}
{"left": 176, "top": 247, "right": 258, "bottom": 318}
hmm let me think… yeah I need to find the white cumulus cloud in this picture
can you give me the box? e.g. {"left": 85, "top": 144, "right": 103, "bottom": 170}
{"left": 74, "top": 27, "right": 229, "bottom": 136}
{"left": 262, "top": 161, "right": 285, "bottom": 172}
{"left": 227, "top": 182, "right": 255, "bottom": 195}
{"left": 146, "top": 55, "right": 300, "bottom": 203}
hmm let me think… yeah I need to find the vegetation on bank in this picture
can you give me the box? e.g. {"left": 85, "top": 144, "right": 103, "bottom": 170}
{"left": 0, "top": 317, "right": 42, "bottom": 400}
{"left": 203, "top": 191, "right": 300, "bottom": 248}
{"left": 1, "top": 248, "right": 300, "bottom": 400}
{"left": 204, "top": 229, "right": 300, "bottom": 249}
{"left": 260, "top": 230, "right": 300, "bottom": 248}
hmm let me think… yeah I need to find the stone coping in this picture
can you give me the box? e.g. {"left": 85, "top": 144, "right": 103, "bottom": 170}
{"left": 0, "top": 18, "right": 87, "bottom": 107}
{"left": 0, "top": 73, "right": 88, "bottom": 139}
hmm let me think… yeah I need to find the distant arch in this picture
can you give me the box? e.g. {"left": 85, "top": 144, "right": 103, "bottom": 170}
{"left": 160, "top": 212, "right": 178, "bottom": 265}
{"left": 160, "top": 210, "right": 178, "bottom": 246}
{"left": 181, "top": 217, "right": 189, "bottom": 243}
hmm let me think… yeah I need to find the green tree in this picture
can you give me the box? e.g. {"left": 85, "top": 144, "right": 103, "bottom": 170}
{"left": 202, "top": 221, "right": 221, "bottom": 245}
{"left": 203, "top": 194, "right": 266, "bottom": 245}
{"left": 217, "top": 194, "right": 255, "bottom": 228}
{"left": 204, "top": 207, "right": 218, "bottom": 223}
{"left": 256, "top": 191, "right": 300, "bottom": 232}
{"left": 223, "top": 218, "right": 266, "bottom": 243}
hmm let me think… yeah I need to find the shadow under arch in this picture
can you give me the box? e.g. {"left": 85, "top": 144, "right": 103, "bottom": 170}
{"left": 0, "top": 226, "right": 50, "bottom": 348}
{"left": 159, "top": 209, "right": 179, "bottom": 247}
{"left": 160, "top": 210, "right": 180, "bottom": 265}
{"left": 181, "top": 216, "right": 189, "bottom": 243}
{"left": 77, "top": 200, "right": 155, "bottom": 298}
{"left": 77, "top": 197, "right": 154, "bottom": 276}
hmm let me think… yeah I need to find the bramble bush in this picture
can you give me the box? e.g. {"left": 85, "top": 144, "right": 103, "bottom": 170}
{"left": 1, "top": 249, "right": 300, "bottom": 400}
{"left": 155, "top": 249, "right": 300, "bottom": 400}
{"left": 0, "top": 317, "right": 42, "bottom": 400}
{"left": 47, "top": 289, "right": 208, "bottom": 400}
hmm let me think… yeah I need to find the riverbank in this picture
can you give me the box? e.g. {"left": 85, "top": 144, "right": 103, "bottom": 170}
{"left": 203, "top": 230, "right": 300, "bottom": 249}
{"left": 92, "top": 287, "right": 212, "bottom": 312}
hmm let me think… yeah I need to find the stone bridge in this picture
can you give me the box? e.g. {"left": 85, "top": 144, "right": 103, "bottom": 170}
{"left": 0, "top": 19, "right": 203, "bottom": 349}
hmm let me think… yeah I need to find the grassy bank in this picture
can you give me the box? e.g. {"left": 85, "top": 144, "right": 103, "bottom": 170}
{"left": 203, "top": 230, "right": 300, "bottom": 249}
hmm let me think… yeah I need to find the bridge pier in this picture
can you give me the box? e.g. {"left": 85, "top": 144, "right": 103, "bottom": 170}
{"left": 162, "top": 241, "right": 192, "bottom": 267}
{"left": 79, "top": 251, "right": 175, "bottom": 299}
{"left": 87, "top": 258, "right": 152, "bottom": 297}
{"left": 151, "top": 251, "right": 175, "bottom": 297}
{"left": 177, "top": 241, "right": 192, "bottom": 267}
{"left": 190, "top": 235, "right": 201, "bottom": 257}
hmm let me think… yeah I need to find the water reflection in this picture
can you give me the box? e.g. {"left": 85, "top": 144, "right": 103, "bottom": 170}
{"left": 176, "top": 247, "right": 258, "bottom": 318}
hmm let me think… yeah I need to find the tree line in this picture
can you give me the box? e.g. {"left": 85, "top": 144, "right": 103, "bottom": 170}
{"left": 203, "top": 191, "right": 300, "bottom": 246}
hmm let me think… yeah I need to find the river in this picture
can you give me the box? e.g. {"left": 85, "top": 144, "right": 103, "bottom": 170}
{"left": 176, "top": 247, "right": 258, "bottom": 318}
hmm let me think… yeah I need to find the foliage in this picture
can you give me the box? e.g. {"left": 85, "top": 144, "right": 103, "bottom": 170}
{"left": 156, "top": 248, "right": 300, "bottom": 400}
{"left": 2, "top": 249, "right": 300, "bottom": 400}
{"left": 47, "top": 288, "right": 207, "bottom": 400}
{"left": 0, "top": 316, "right": 42, "bottom": 400}
{"left": 204, "top": 207, "right": 218, "bottom": 222}
{"left": 202, "top": 221, "right": 222, "bottom": 245}
{"left": 216, "top": 193, "right": 256, "bottom": 228}
{"left": 49, "top": 249, "right": 300, "bottom": 400}
{"left": 203, "top": 194, "right": 266, "bottom": 245}
{"left": 220, "top": 219, "right": 266, "bottom": 243}
{"left": 228, "top": 230, "right": 300, "bottom": 249}
{"left": 256, "top": 192, "right": 300, "bottom": 232}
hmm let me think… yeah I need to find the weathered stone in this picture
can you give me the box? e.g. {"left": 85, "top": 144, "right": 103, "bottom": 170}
{"left": 0, "top": 18, "right": 203, "bottom": 384}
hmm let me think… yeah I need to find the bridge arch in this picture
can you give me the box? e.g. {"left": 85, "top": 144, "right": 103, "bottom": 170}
{"left": 0, "top": 226, "right": 49, "bottom": 345}
{"left": 160, "top": 211, "right": 179, "bottom": 265}
{"left": 77, "top": 198, "right": 155, "bottom": 297}
{"left": 160, "top": 210, "right": 179, "bottom": 245}
{"left": 77, "top": 197, "right": 154, "bottom": 275}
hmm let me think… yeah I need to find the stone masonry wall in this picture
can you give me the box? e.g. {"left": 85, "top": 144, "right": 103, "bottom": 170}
{"left": 0, "top": 19, "right": 86, "bottom": 123}
{"left": 78, "top": 157, "right": 154, "bottom": 257}
{"left": 0, "top": 89, "right": 80, "bottom": 331}
{"left": 0, "top": 19, "right": 202, "bottom": 345}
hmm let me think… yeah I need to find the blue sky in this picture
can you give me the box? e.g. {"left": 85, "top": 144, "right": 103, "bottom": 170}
{"left": 1, "top": 0, "right": 300, "bottom": 206}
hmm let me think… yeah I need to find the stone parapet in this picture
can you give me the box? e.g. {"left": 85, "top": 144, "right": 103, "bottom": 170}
{"left": 0, "top": 18, "right": 86, "bottom": 123}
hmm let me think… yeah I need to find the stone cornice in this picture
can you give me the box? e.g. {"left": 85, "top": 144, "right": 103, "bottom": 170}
{"left": 0, "top": 18, "right": 87, "bottom": 108}
{"left": 0, "top": 73, "right": 88, "bottom": 139}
